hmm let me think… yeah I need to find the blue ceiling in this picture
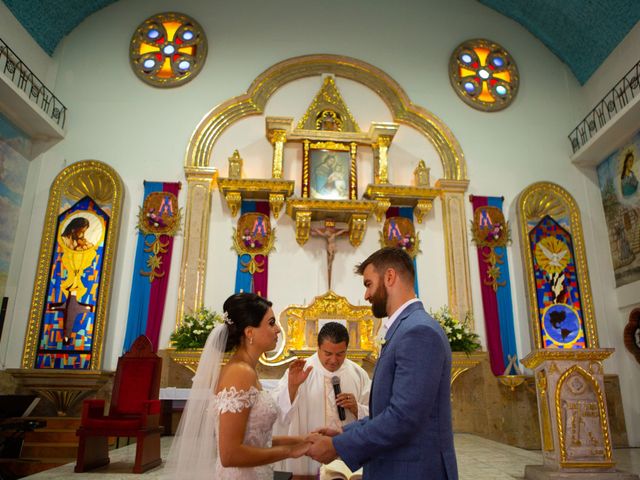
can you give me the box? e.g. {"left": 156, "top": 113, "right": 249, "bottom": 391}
{"left": 2, "top": 0, "right": 639, "bottom": 85}
{"left": 478, "top": 0, "right": 640, "bottom": 84}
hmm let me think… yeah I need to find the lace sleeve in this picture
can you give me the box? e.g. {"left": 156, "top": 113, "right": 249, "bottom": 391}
{"left": 216, "top": 386, "right": 260, "bottom": 414}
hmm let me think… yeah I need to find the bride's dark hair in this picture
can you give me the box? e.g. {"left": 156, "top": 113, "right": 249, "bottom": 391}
{"left": 223, "top": 293, "right": 272, "bottom": 352}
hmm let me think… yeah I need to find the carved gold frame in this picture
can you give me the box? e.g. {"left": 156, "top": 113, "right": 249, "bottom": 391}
{"left": 22, "top": 160, "right": 124, "bottom": 370}
{"left": 516, "top": 182, "right": 599, "bottom": 350}
{"left": 178, "top": 54, "right": 471, "bottom": 326}
{"left": 262, "top": 291, "right": 378, "bottom": 366}
{"left": 302, "top": 140, "right": 357, "bottom": 200}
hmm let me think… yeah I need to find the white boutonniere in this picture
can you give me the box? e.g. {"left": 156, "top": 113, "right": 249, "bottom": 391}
{"left": 374, "top": 337, "right": 387, "bottom": 356}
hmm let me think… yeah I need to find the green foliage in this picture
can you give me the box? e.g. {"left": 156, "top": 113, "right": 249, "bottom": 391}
{"left": 170, "top": 307, "right": 223, "bottom": 350}
{"left": 432, "top": 306, "right": 482, "bottom": 354}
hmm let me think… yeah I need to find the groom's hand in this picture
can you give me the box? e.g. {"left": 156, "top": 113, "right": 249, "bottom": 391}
{"left": 312, "top": 427, "right": 341, "bottom": 437}
{"left": 307, "top": 434, "right": 338, "bottom": 464}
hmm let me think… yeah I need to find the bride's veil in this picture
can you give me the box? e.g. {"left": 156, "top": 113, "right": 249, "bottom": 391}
{"left": 162, "top": 323, "right": 228, "bottom": 479}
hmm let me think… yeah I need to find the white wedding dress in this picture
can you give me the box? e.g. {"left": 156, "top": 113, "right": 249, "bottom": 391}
{"left": 163, "top": 324, "right": 282, "bottom": 480}
{"left": 214, "top": 386, "right": 279, "bottom": 479}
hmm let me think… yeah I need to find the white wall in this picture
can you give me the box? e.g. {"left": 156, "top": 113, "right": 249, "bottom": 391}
{"left": 0, "top": 0, "right": 637, "bottom": 444}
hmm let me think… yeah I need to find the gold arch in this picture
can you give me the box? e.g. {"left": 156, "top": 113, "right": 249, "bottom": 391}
{"left": 185, "top": 54, "right": 466, "bottom": 180}
{"left": 177, "top": 55, "right": 472, "bottom": 325}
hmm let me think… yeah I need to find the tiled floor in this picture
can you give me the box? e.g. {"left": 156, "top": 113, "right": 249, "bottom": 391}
{"left": 23, "top": 434, "right": 640, "bottom": 479}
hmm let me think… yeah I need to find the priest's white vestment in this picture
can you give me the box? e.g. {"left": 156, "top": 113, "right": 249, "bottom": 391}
{"left": 272, "top": 352, "right": 371, "bottom": 475}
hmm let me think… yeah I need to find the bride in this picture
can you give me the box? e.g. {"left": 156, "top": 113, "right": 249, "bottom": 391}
{"left": 164, "top": 293, "right": 310, "bottom": 479}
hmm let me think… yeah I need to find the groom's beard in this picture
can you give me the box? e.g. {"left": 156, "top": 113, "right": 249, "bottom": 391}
{"left": 370, "top": 282, "right": 388, "bottom": 319}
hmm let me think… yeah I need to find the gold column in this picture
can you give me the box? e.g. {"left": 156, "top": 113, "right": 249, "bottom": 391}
{"left": 373, "top": 136, "right": 392, "bottom": 184}
{"left": 269, "top": 130, "right": 287, "bottom": 179}
{"left": 176, "top": 166, "right": 217, "bottom": 324}
{"left": 436, "top": 179, "right": 473, "bottom": 327}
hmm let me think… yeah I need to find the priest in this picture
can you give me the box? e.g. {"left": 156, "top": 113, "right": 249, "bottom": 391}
{"left": 273, "top": 322, "right": 371, "bottom": 476}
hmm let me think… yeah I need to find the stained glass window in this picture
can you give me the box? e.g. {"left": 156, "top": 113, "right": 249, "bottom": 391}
{"left": 449, "top": 39, "right": 518, "bottom": 112}
{"left": 130, "top": 12, "right": 207, "bottom": 88}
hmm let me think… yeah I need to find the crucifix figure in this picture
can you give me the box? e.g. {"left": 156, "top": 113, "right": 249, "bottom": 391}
{"left": 48, "top": 291, "right": 95, "bottom": 346}
{"left": 311, "top": 220, "right": 349, "bottom": 291}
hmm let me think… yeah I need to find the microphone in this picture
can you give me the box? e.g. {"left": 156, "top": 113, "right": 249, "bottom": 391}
{"left": 331, "top": 375, "right": 346, "bottom": 421}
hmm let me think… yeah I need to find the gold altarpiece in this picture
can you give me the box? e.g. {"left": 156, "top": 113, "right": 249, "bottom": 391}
{"left": 517, "top": 182, "right": 635, "bottom": 479}
{"left": 165, "top": 55, "right": 484, "bottom": 392}
{"left": 177, "top": 54, "right": 472, "bottom": 333}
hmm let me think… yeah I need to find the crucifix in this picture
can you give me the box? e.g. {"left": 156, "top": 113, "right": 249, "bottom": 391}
{"left": 48, "top": 291, "right": 95, "bottom": 346}
{"left": 311, "top": 219, "right": 349, "bottom": 291}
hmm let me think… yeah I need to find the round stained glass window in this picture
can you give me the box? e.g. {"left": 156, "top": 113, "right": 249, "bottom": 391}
{"left": 448, "top": 38, "right": 519, "bottom": 112}
{"left": 130, "top": 12, "right": 208, "bottom": 88}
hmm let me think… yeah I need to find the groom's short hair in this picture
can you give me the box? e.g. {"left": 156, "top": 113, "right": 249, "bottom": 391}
{"left": 318, "top": 322, "right": 349, "bottom": 347}
{"left": 355, "top": 247, "right": 415, "bottom": 283}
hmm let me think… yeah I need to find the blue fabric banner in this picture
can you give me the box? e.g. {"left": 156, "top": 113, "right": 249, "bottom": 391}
{"left": 122, "top": 182, "right": 162, "bottom": 352}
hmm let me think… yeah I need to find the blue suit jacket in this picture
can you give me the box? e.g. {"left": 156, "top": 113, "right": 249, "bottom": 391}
{"left": 333, "top": 302, "right": 458, "bottom": 479}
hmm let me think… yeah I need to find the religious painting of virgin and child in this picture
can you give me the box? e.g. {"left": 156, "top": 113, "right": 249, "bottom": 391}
{"left": 36, "top": 196, "right": 109, "bottom": 368}
{"left": 307, "top": 146, "right": 353, "bottom": 200}
{"left": 596, "top": 130, "right": 640, "bottom": 287}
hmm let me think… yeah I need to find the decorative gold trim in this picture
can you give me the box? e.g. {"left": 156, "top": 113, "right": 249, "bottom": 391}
{"left": 301, "top": 140, "right": 357, "bottom": 200}
{"left": 372, "top": 135, "right": 392, "bottom": 184}
{"left": 263, "top": 291, "right": 377, "bottom": 366}
{"left": 286, "top": 198, "right": 374, "bottom": 246}
{"left": 217, "top": 177, "right": 295, "bottom": 218}
{"left": 224, "top": 191, "right": 242, "bottom": 216}
{"left": 517, "top": 182, "right": 600, "bottom": 350}
{"left": 22, "top": 160, "right": 123, "bottom": 370}
{"left": 268, "top": 130, "right": 287, "bottom": 179}
{"left": 294, "top": 211, "right": 312, "bottom": 245}
{"left": 451, "top": 351, "right": 483, "bottom": 385}
{"left": 364, "top": 184, "right": 439, "bottom": 224}
{"left": 521, "top": 349, "right": 613, "bottom": 369}
{"left": 348, "top": 213, "right": 368, "bottom": 247}
{"left": 176, "top": 168, "right": 217, "bottom": 323}
{"left": 555, "top": 365, "right": 613, "bottom": 465}
{"left": 269, "top": 193, "right": 286, "bottom": 220}
{"left": 559, "top": 462, "right": 617, "bottom": 469}
{"left": 185, "top": 54, "right": 466, "bottom": 181}
{"left": 297, "top": 76, "right": 360, "bottom": 132}
{"left": 536, "top": 370, "right": 555, "bottom": 451}
{"left": 373, "top": 198, "right": 391, "bottom": 222}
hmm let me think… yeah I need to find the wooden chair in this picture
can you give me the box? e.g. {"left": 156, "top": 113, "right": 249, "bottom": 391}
{"left": 75, "top": 335, "right": 162, "bottom": 473}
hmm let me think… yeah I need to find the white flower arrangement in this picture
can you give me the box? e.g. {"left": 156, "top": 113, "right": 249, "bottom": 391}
{"left": 432, "top": 306, "right": 481, "bottom": 353}
{"left": 170, "top": 307, "right": 224, "bottom": 350}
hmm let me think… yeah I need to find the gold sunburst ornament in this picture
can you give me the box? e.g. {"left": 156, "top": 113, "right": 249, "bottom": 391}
{"left": 535, "top": 236, "right": 570, "bottom": 275}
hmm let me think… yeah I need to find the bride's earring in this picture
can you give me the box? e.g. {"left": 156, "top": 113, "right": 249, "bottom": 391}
{"left": 250, "top": 336, "right": 253, "bottom": 345}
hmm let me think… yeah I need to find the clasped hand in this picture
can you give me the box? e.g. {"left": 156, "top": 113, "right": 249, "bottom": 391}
{"left": 303, "top": 427, "right": 341, "bottom": 464}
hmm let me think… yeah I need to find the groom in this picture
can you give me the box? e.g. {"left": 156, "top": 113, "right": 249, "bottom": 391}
{"left": 307, "top": 247, "right": 458, "bottom": 479}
